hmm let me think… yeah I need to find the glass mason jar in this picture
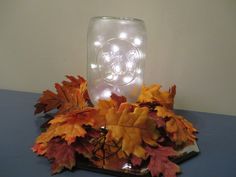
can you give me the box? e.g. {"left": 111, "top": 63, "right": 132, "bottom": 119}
{"left": 87, "top": 16, "right": 147, "bottom": 104}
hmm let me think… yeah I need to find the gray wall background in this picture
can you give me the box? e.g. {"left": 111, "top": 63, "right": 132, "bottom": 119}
{"left": 0, "top": 0, "right": 236, "bottom": 115}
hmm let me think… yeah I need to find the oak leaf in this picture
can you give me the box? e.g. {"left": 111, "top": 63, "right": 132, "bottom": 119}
{"left": 138, "top": 84, "right": 176, "bottom": 109}
{"left": 34, "top": 75, "right": 89, "bottom": 115}
{"left": 105, "top": 105, "right": 159, "bottom": 158}
{"left": 156, "top": 106, "right": 197, "bottom": 145}
{"left": 146, "top": 146, "right": 180, "bottom": 177}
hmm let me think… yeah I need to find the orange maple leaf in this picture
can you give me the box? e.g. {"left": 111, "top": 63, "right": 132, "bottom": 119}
{"left": 34, "top": 75, "right": 89, "bottom": 115}
{"left": 35, "top": 108, "right": 98, "bottom": 146}
{"left": 96, "top": 93, "right": 127, "bottom": 115}
{"left": 137, "top": 84, "right": 176, "bottom": 109}
{"left": 156, "top": 106, "right": 197, "bottom": 145}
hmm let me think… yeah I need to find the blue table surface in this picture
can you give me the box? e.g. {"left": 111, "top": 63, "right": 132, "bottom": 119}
{"left": 0, "top": 89, "right": 236, "bottom": 177}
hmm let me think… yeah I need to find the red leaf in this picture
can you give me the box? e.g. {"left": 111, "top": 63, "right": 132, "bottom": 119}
{"left": 45, "top": 138, "right": 76, "bottom": 174}
{"left": 131, "top": 155, "right": 142, "bottom": 166}
{"left": 146, "top": 146, "right": 180, "bottom": 177}
{"left": 74, "top": 141, "right": 94, "bottom": 158}
{"left": 149, "top": 112, "right": 166, "bottom": 128}
{"left": 110, "top": 93, "right": 127, "bottom": 107}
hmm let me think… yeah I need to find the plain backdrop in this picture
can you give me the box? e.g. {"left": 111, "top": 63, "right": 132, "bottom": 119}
{"left": 0, "top": 0, "right": 236, "bottom": 116}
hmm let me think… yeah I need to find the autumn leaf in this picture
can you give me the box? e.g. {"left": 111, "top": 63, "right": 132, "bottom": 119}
{"left": 32, "top": 74, "right": 198, "bottom": 176}
{"left": 34, "top": 75, "right": 89, "bottom": 115}
{"left": 110, "top": 93, "right": 127, "bottom": 107}
{"left": 138, "top": 84, "right": 176, "bottom": 109}
{"left": 131, "top": 155, "right": 142, "bottom": 166}
{"left": 156, "top": 106, "right": 197, "bottom": 145}
{"left": 74, "top": 140, "right": 95, "bottom": 158}
{"left": 35, "top": 108, "right": 98, "bottom": 145}
{"left": 146, "top": 146, "right": 180, "bottom": 177}
{"left": 105, "top": 105, "right": 159, "bottom": 158}
{"left": 45, "top": 138, "right": 76, "bottom": 174}
{"left": 32, "top": 143, "right": 47, "bottom": 155}
{"left": 97, "top": 93, "right": 128, "bottom": 116}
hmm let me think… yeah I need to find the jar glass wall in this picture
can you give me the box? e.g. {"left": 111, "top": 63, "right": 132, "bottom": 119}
{"left": 87, "top": 16, "right": 147, "bottom": 104}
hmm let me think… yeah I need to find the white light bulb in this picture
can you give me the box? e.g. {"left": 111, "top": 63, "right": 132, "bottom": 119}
{"left": 102, "top": 89, "right": 111, "bottom": 98}
{"left": 114, "top": 65, "right": 121, "bottom": 73}
{"left": 104, "top": 55, "right": 110, "bottom": 62}
{"left": 136, "top": 69, "right": 142, "bottom": 74}
{"left": 126, "top": 61, "right": 134, "bottom": 69}
{"left": 94, "top": 41, "right": 101, "bottom": 47}
{"left": 134, "top": 38, "right": 142, "bottom": 46}
{"left": 113, "top": 75, "right": 118, "bottom": 80}
{"left": 90, "top": 63, "right": 97, "bottom": 69}
{"left": 112, "top": 45, "right": 119, "bottom": 52}
{"left": 123, "top": 76, "right": 132, "bottom": 83}
{"left": 106, "top": 74, "right": 113, "bottom": 80}
{"left": 119, "top": 32, "right": 127, "bottom": 39}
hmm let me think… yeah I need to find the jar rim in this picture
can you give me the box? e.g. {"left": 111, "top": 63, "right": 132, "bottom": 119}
{"left": 91, "top": 16, "right": 144, "bottom": 23}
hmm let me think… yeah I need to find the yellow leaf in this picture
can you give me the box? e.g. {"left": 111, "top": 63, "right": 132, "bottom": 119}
{"left": 105, "top": 106, "right": 159, "bottom": 158}
{"left": 138, "top": 84, "right": 176, "bottom": 109}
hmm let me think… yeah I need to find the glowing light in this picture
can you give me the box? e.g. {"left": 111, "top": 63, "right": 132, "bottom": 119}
{"left": 94, "top": 41, "right": 101, "bottom": 47}
{"left": 123, "top": 76, "right": 132, "bottom": 83}
{"left": 104, "top": 55, "right": 111, "bottom": 62}
{"left": 90, "top": 63, "right": 97, "bottom": 69}
{"left": 119, "top": 32, "right": 127, "bottom": 39}
{"left": 134, "top": 38, "right": 142, "bottom": 46}
{"left": 136, "top": 69, "right": 142, "bottom": 74}
{"left": 106, "top": 74, "right": 113, "bottom": 80}
{"left": 126, "top": 61, "right": 134, "bottom": 69}
{"left": 112, "top": 45, "right": 119, "bottom": 52}
{"left": 114, "top": 65, "right": 121, "bottom": 73}
{"left": 113, "top": 75, "right": 118, "bottom": 80}
{"left": 122, "top": 163, "right": 132, "bottom": 170}
{"left": 102, "top": 89, "right": 111, "bottom": 98}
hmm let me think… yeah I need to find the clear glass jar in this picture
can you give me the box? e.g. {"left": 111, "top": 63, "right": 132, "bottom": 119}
{"left": 87, "top": 16, "right": 147, "bottom": 104}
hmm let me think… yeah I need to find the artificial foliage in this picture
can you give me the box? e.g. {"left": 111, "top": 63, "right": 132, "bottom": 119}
{"left": 32, "top": 75, "right": 197, "bottom": 177}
